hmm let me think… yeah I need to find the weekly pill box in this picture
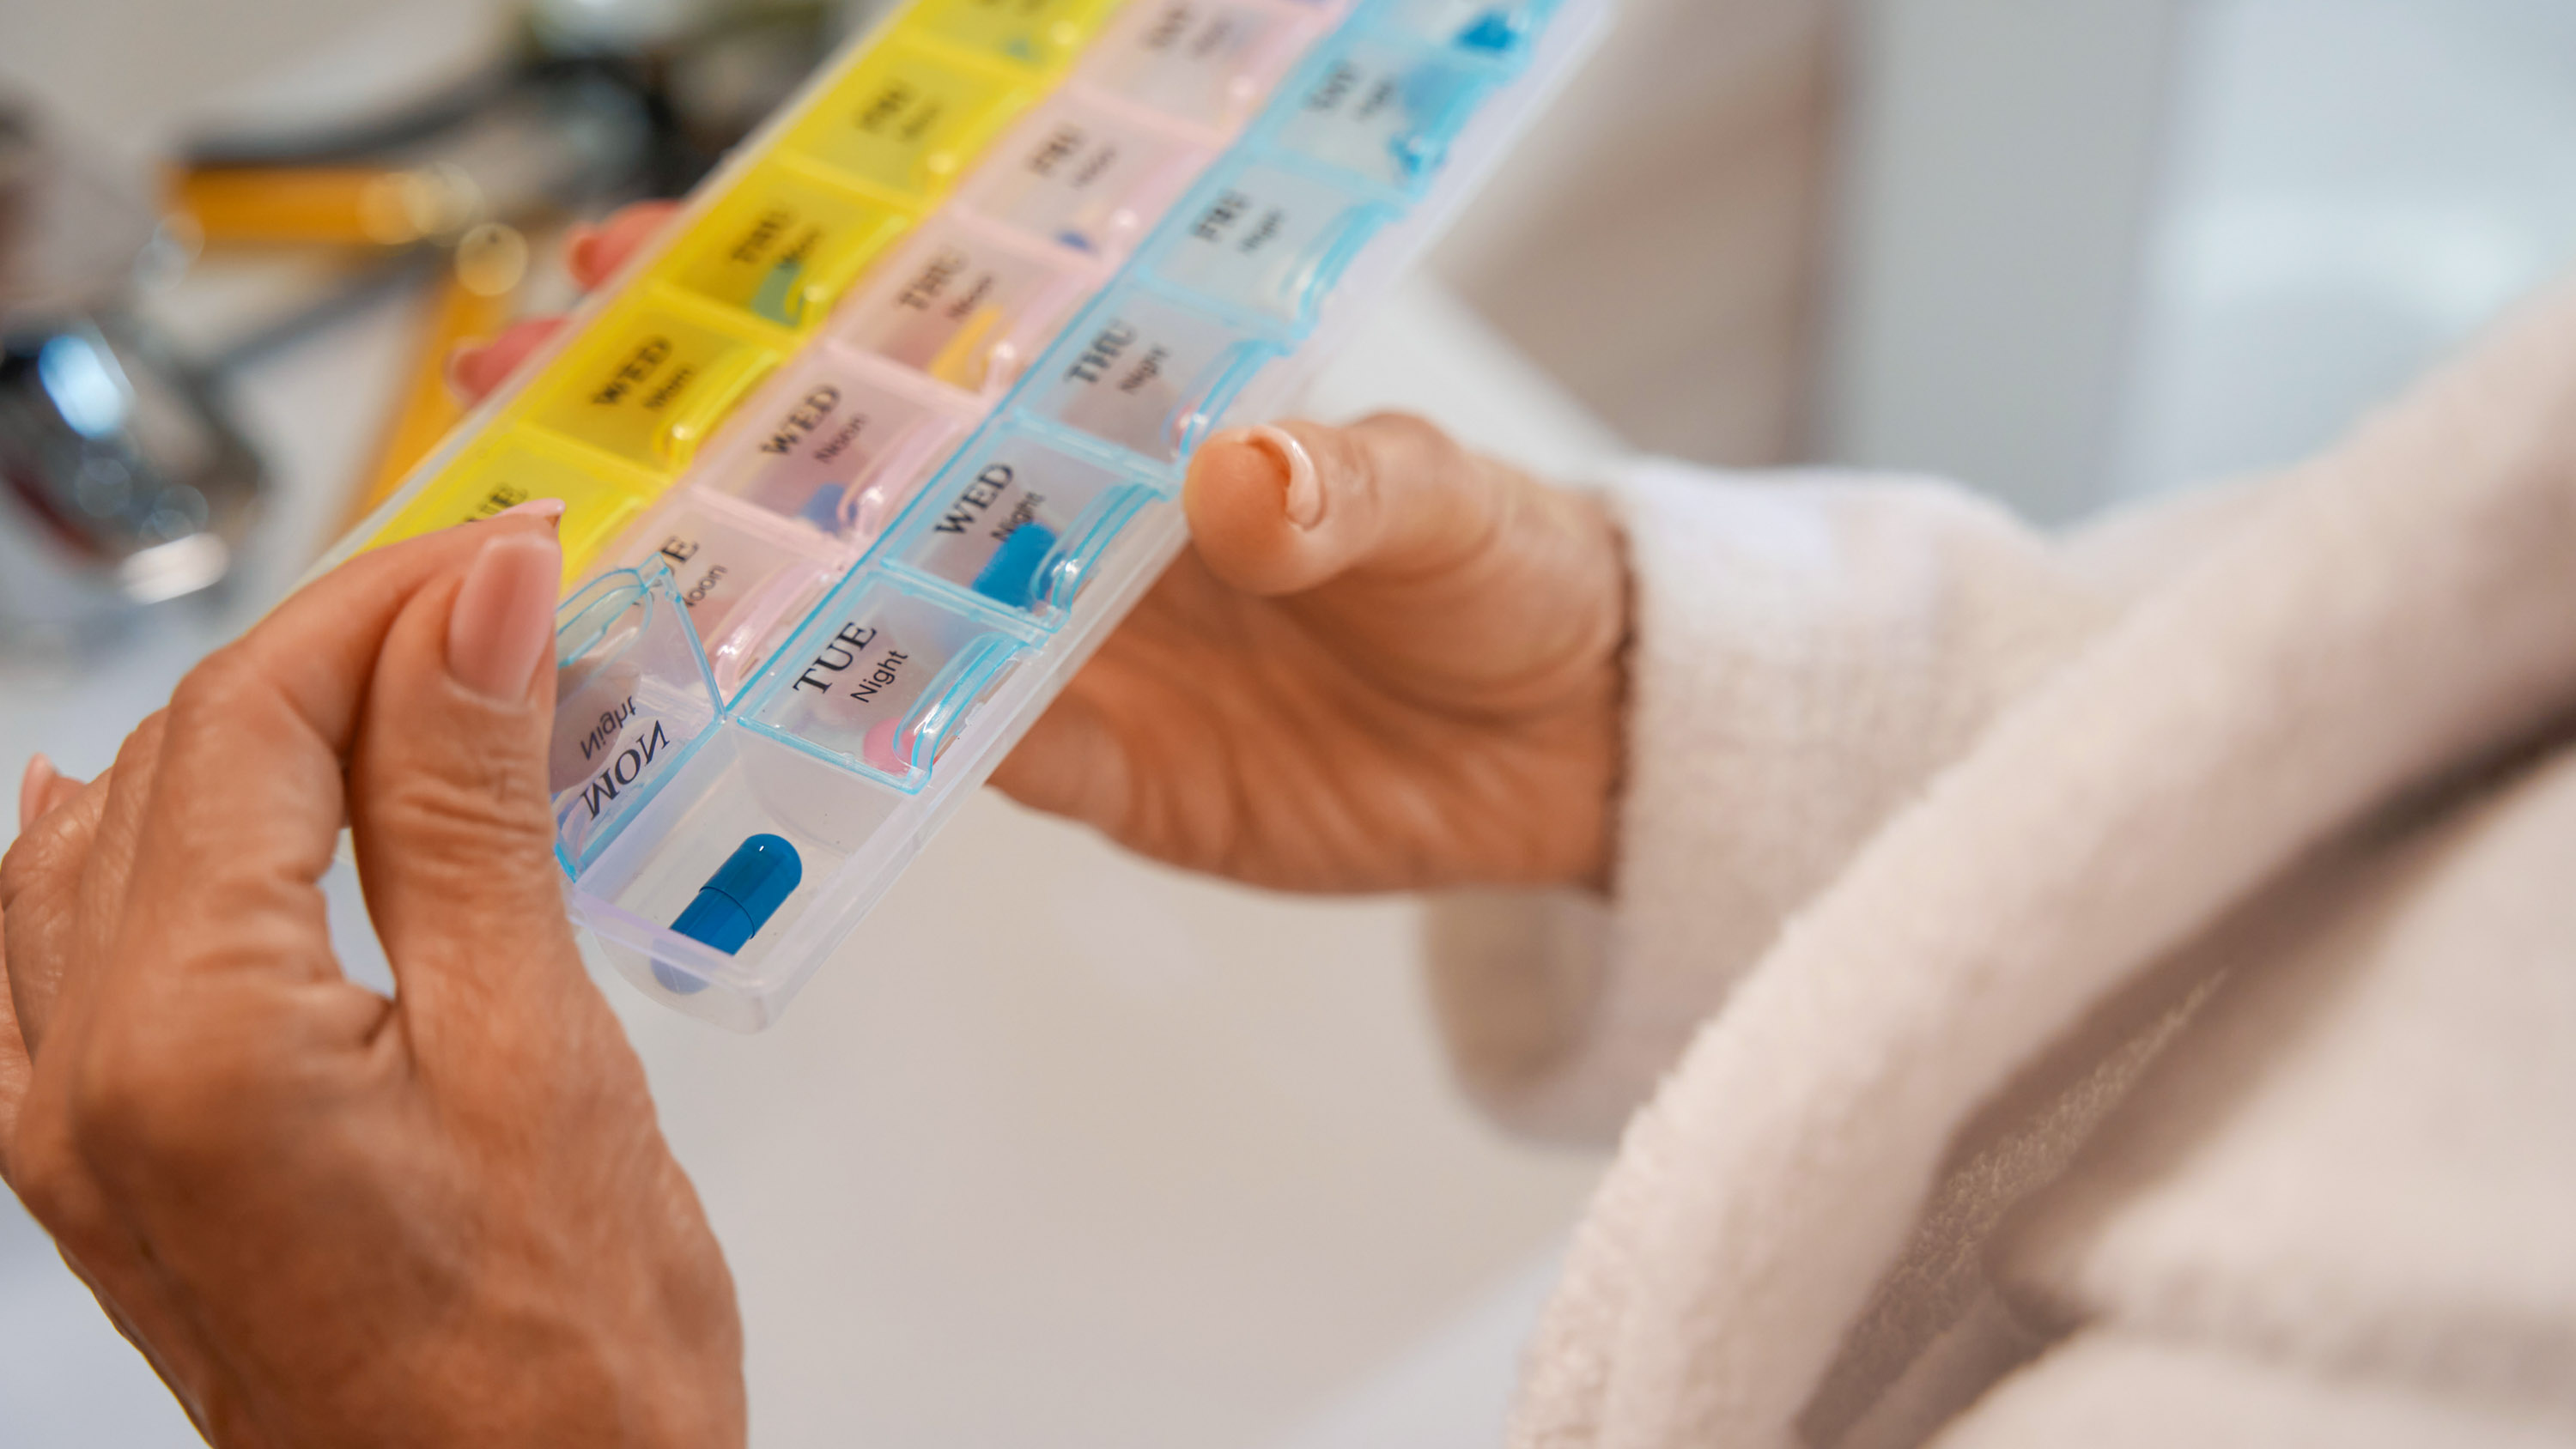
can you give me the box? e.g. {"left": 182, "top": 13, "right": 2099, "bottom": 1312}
{"left": 318, "top": 0, "right": 1607, "bottom": 1028}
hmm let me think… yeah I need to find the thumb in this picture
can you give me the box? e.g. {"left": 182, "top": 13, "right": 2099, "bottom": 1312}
{"left": 347, "top": 519, "right": 582, "bottom": 1025}
{"left": 1182, "top": 412, "right": 1515, "bottom": 597}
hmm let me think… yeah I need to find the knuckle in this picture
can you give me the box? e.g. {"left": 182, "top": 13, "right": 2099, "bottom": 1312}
{"left": 368, "top": 758, "right": 555, "bottom": 868}
{"left": 1, "top": 804, "right": 84, "bottom": 913}
{"left": 167, "top": 644, "right": 265, "bottom": 726}
{"left": 1346, "top": 413, "right": 1478, "bottom": 518}
{"left": 11, "top": 1149, "right": 82, "bottom": 1230}
{"left": 1353, "top": 411, "right": 1461, "bottom": 470}
{"left": 66, "top": 1017, "right": 234, "bottom": 1167}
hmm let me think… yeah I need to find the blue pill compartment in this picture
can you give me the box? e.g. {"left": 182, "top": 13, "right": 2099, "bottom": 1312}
{"left": 1140, "top": 156, "right": 1400, "bottom": 324}
{"left": 547, "top": 561, "right": 726, "bottom": 876}
{"left": 1261, "top": 28, "right": 1501, "bottom": 193}
{"left": 1024, "top": 280, "right": 1291, "bottom": 464}
{"left": 886, "top": 421, "right": 1170, "bottom": 623}
{"left": 739, "top": 575, "right": 1038, "bottom": 791}
{"left": 1377, "top": 0, "right": 1559, "bottom": 64}
{"left": 565, "top": 721, "right": 912, "bottom": 1028}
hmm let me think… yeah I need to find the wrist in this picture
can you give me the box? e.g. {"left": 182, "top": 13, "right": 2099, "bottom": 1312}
{"left": 1572, "top": 489, "right": 1635, "bottom": 894}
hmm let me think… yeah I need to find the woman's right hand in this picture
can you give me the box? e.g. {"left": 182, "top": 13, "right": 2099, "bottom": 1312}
{"left": 456, "top": 209, "right": 1631, "bottom": 894}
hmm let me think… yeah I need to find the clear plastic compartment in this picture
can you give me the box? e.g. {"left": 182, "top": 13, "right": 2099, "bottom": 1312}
{"left": 743, "top": 576, "right": 1036, "bottom": 790}
{"left": 1024, "top": 281, "right": 1288, "bottom": 464}
{"left": 829, "top": 215, "right": 1103, "bottom": 395}
{"left": 1262, "top": 30, "right": 1498, "bottom": 192}
{"left": 1141, "top": 156, "right": 1400, "bottom": 323}
{"left": 887, "top": 421, "right": 1168, "bottom": 621}
{"left": 603, "top": 492, "right": 847, "bottom": 696}
{"left": 1079, "top": 0, "right": 1326, "bottom": 133}
{"left": 568, "top": 723, "right": 914, "bottom": 1028}
{"left": 548, "top": 561, "right": 726, "bottom": 873}
{"left": 696, "top": 346, "right": 975, "bottom": 545}
{"left": 954, "top": 95, "right": 1216, "bottom": 261}
{"left": 779, "top": 41, "right": 1041, "bottom": 201}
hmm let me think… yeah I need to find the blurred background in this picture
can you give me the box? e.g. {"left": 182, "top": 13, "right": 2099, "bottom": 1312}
{"left": 1, "top": 0, "right": 2572, "bottom": 1444}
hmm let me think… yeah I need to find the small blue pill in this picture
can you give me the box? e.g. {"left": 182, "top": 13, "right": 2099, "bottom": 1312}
{"left": 1457, "top": 9, "right": 1522, "bottom": 53}
{"left": 971, "top": 520, "right": 1060, "bottom": 612}
{"left": 798, "top": 482, "right": 849, "bottom": 533}
{"left": 661, "top": 834, "right": 804, "bottom": 990}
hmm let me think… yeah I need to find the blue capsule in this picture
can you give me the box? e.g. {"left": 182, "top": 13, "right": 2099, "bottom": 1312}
{"left": 798, "top": 482, "right": 850, "bottom": 533}
{"left": 663, "top": 834, "right": 805, "bottom": 990}
{"left": 1457, "top": 9, "right": 1524, "bottom": 53}
{"left": 970, "top": 519, "right": 1061, "bottom": 612}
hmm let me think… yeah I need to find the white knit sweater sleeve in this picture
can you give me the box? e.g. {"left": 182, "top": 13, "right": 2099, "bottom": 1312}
{"left": 1423, "top": 462, "right": 2251, "bottom": 1144}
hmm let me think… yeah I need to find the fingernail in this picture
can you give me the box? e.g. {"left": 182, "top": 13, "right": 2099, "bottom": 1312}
{"left": 447, "top": 532, "right": 562, "bottom": 702}
{"left": 568, "top": 225, "right": 602, "bottom": 282}
{"left": 444, "top": 343, "right": 491, "bottom": 404}
{"left": 492, "top": 497, "right": 566, "bottom": 527}
{"left": 1246, "top": 425, "right": 1324, "bottom": 530}
{"left": 18, "top": 753, "right": 55, "bottom": 834}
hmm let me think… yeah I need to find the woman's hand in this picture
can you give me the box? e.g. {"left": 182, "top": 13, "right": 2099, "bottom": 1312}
{"left": 0, "top": 516, "right": 743, "bottom": 1446}
{"left": 456, "top": 207, "right": 1630, "bottom": 894}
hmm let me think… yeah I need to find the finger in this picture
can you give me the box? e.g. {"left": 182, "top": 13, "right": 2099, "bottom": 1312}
{"left": 568, "top": 201, "right": 683, "bottom": 289}
{"left": 446, "top": 201, "right": 683, "bottom": 403}
{"left": 17, "top": 754, "right": 52, "bottom": 836}
{"left": 1184, "top": 415, "right": 1521, "bottom": 597}
{"left": 0, "top": 756, "right": 67, "bottom": 1166}
{"left": 33, "top": 771, "right": 84, "bottom": 824}
{"left": 1188, "top": 414, "right": 1625, "bottom": 712}
{"left": 1, "top": 767, "right": 113, "bottom": 1054}
{"left": 0, "top": 951, "right": 27, "bottom": 1184}
{"left": 70, "top": 718, "right": 169, "bottom": 994}
{"left": 0, "top": 770, "right": 243, "bottom": 1430}
{"left": 92, "top": 516, "right": 564, "bottom": 1024}
{"left": 346, "top": 526, "right": 587, "bottom": 1032}
{"left": 988, "top": 648, "right": 1136, "bottom": 834}
{"left": 446, "top": 317, "right": 566, "bottom": 405}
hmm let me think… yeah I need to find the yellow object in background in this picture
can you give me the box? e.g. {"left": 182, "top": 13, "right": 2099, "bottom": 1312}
{"left": 169, "top": 163, "right": 482, "bottom": 247}
{"left": 345, "top": 223, "right": 532, "bottom": 533}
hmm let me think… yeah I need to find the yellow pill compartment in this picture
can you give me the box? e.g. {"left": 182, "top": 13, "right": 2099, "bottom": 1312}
{"left": 780, "top": 42, "right": 1041, "bottom": 201}
{"left": 368, "top": 433, "right": 659, "bottom": 579}
{"left": 659, "top": 162, "right": 918, "bottom": 330}
{"left": 901, "top": 0, "right": 1130, "bottom": 73}
{"left": 527, "top": 293, "right": 784, "bottom": 472}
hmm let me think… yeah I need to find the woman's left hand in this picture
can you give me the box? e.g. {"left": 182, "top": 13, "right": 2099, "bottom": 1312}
{"left": 0, "top": 516, "right": 744, "bottom": 1446}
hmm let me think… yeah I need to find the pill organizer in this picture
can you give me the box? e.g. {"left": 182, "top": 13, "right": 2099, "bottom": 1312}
{"left": 318, "top": 0, "right": 1607, "bottom": 1029}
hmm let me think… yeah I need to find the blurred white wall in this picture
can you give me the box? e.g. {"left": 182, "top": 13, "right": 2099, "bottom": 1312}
{"left": 1820, "top": 0, "right": 2184, "bottom": 520}
{"left": 2107, "top": 0, "right": 2576, "bottom": 503}
{"left": 1818, "top": 0, "right": 2576, "bottom": 520}
{"left": 1429, "top": 0, "right": 1838, "bottom": 469}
